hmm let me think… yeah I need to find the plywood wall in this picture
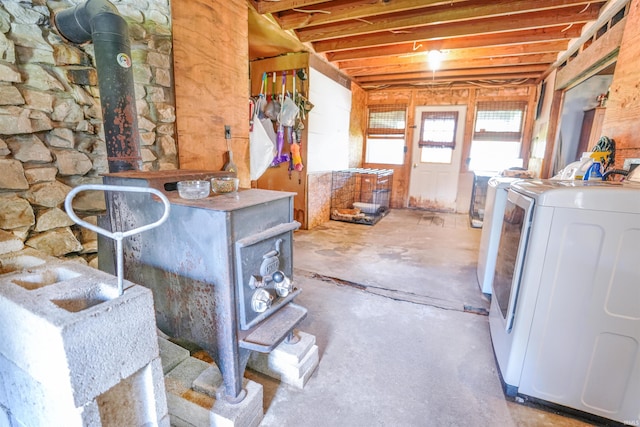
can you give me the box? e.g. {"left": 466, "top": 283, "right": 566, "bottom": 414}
{"left": 349, "top": 83, "right": 367, "bottom": 168}
{"left": 601, "top": 0, "right": 640, "bottom": 167}
{"left": 171, "top": 0, "right": 250, "bottom": 183}
{"left": 365, "top": 85, "right": 536, "bottom": 208}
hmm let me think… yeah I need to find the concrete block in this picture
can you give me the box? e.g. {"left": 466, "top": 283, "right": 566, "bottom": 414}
{"left": 0, "top": 405, "right": 11, "bottom": 427}
{"left": 0, "top": 261, "right": 167, "bottom": 426}
{"left": 247, "top": 331, "right": 319, "bottom": 389}
{"left": 0, "top": 364, "right": 6, "bottom": 407}
{"left": 0, "top": 248, "right": 52, "bottom": 274}
{"left": 0, "top": 352, "right": 84, "bottom": 425}
{"left": 158, "top": 337, "right": 190, "bottom": 374}
{"left": 95, "top": 358, "right": 168, "bottom": 426}
{"left": 267, "top": 331, "right": 316, "bottom": 367}
{"left": 0, "top": 262, "right": 158, "bottom": 403}
{"left": 165, "top": 357, "right": 263, "bottom": 427}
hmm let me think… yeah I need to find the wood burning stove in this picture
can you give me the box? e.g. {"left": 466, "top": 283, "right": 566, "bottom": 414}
{"left": 98, "top": 170, "right": 307, "bottom": 403}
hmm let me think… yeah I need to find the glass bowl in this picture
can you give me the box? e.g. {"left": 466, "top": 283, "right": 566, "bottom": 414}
{"left": 211, "top": 177, "right": 239, "bottom": 194}
{"left": 177, "top": 180, "right": 210, "bottom": 199}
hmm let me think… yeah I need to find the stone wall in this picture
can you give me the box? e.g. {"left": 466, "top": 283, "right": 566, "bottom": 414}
{"left": 0, "top": 0, "right": 176, "bottom": 266}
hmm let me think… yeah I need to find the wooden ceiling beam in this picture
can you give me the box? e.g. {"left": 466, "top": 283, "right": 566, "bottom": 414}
{"left": 337, "top": 44, "right": 567, "bottom": 69}
{"left": 323, "top": 24, "right": 583, "bottom": 59}
{"left": 358, "top": 76, "right": 539, "bottom": 89}
{"left": 252, "top": 0, "right": 329, "bottom": 15}
{"left": 275, "top": 0, "right": 469, "bottom": 30}
{"left": 343, "top": 53, "right": 558, "bottom": 76}
{"left": 354, "top": 64, "right": 549, "bottom": 82}
{"left": 310, "top": 5, "right": 600, "bottom": 49}
{"left": 295, "top": 1, "right": 602, "bottom": 41}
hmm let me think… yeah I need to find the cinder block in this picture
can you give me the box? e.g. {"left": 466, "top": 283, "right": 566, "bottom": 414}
{"left": 165, "top": 357, "right": 263, "bottom": 427}
{"left": 158, "top": 337, "right": 190, "bottom": 374}
{"left": 0, "top": 248, "right": 52, "bottom": 275}
{"left": 247, "top": 331, "right": 319, "bottom": 389}
{"left": 266, "top": 331, "right": 316, "bottom": 367}
{"left": 0, "top": 261, "right": 167, "bottom": 426}
{"left": 0, "top": 404, "right": 12, "bottom": 427}
{"left": 95, "top": 358, "right": 168, "bottom": 426}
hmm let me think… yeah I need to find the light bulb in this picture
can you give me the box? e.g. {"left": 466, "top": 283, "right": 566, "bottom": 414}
{"left": 427, "top": 50, "right": 442, "bottom": 71}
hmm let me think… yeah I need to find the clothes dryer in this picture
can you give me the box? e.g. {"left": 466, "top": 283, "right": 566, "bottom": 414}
{"left": 489, "top": 179, "right": 640, "bottom": 424}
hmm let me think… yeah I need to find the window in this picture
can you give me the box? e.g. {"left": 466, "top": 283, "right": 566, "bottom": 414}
{"left": 469, "top": 101, "right": 527, "bottom": 172}
{"left": 365, "top": 105, "right": 406, "bottom": 164}
{"left": 419, "top": 111, "right": 458, "bottom": 148}
{"left": 418, "top": 110, "right": 459, "bottom": 164}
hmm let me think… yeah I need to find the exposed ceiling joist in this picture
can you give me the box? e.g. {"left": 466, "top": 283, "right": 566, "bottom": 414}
{"left": 249, "top": 0, "right": 623, "bottom": 88}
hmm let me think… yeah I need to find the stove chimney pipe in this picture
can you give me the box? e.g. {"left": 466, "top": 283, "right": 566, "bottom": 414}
{"left": 55, "top": 0, "right": 142, "bottom": 172}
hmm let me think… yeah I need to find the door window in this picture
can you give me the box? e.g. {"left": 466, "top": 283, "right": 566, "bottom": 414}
{"left": 418, "top": 111, "right": 459, "bottom": 164}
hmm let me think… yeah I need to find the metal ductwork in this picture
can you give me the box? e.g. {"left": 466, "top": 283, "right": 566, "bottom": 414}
{"left": 55, "top": 0, "right": 142, "bottom": 172}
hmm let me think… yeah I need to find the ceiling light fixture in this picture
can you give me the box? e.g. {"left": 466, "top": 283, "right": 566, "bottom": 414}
{"left": 427, "top": 50, "right": 443, "bottom": 71}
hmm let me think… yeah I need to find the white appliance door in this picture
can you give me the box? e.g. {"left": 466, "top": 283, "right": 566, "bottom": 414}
{"left": 492, "top": 189, "right": 534, "bottom": 332}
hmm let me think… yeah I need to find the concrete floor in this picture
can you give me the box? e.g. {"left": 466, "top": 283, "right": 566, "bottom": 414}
{"left": 247, "top": 209, "right": 597, "bottom": 427}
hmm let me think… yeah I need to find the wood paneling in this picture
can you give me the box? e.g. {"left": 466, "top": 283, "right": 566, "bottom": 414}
{"left": 555, "top": 16, "right": 625, "bottom": 90}
{"left": 601, "top": 0, "right": 640, "bottom": 168}
{"left": 365, "top": 85, "right": 536, "bottom": 206}
{"left": 349, "top": 82, "right": 366, "bottom": 169}
{"left": 172, "top": 0, "right": 249, "bottom": 183}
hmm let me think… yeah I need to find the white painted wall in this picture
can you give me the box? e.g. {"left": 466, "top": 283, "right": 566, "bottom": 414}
{"left": 306, "top": 68, "right": 352, "bottom": 172}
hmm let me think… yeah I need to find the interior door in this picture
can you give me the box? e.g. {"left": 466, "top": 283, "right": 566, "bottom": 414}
{"left": 409, "top": 105, "right": 466, "bottom": 211}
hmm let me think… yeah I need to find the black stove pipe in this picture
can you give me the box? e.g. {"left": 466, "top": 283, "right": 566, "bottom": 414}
{"left": 55, "top": 0, "right": 142, "bottom": 172}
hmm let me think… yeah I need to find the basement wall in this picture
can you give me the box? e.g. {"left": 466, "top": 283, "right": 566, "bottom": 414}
{"left": 0, "top": 1, "right": 176, "bottom": 264}
{"left": 365, "top": 85, "right": 537, "bottom": 208}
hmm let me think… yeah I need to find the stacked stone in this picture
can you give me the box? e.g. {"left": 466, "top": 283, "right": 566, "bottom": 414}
{"left": 0, "top": 0, "right": 177, "bottom": 264}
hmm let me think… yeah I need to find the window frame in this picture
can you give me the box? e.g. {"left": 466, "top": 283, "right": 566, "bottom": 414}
{"left": 364, "top": 105, "right": 407, "bottom": 165}
{"left": 472, "top": 101, "right": 527, "bottom": 143}
{"left": 418, "top": 110, "right": 459, "bottom": 149}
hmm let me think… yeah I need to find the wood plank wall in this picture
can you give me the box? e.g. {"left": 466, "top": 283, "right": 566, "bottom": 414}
{"left": 349, "top": 83, "right": 367, "bottom": 169}
{"left": 366, "top": 85, "right": 536, "bottom": 208}
{"left": 171, "top": 0, "right": 250, "bottom": 183}
{"left": 601, "top": 0, "right": 640, "bottom": 167}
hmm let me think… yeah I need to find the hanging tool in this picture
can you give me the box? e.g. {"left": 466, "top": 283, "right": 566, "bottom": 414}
{"left": 271, "top": 71, "right": 289, "bottom": 167}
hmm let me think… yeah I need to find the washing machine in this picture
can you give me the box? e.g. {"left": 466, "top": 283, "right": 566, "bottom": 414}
{"left": 476, "top": 177, "right": 521, "bottom": 294}
{"left": 489, "top": 176, "right": 640, "bottom": 424}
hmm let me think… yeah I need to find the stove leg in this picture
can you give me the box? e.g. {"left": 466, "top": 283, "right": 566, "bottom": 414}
{"left": 284, "top": 329, "right": 301, "bottom": 345}
{"left": 218, "top": 347, "right": 252, "bottom": 404}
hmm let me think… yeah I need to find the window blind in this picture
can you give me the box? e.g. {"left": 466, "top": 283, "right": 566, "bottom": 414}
{"left": 367, "top": 105, "right": 407, "bottom": 138}
{"left": 473, "top": 101, "right": 527, "bottom": 142}
{"left": 418, "top": 111, "right": 459, "bottom": 148}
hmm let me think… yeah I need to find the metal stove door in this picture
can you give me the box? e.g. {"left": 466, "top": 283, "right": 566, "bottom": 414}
{"left": 235, "top": 221, "right": 300, "bottom": 330}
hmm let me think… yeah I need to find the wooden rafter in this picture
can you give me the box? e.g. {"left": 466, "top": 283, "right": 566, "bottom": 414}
{"left": 311, "top": 6, "right": 600, "bottom": 52}
{"left": 354, "top": 64, "right": 548, "bottom": 83}
{"left": 275, "top": 0, "right": 469, "bottom": 30}
{"left": 249, "top": 0, "right": 617, "bottom": 88}
{"left": 343, "top": 53, "right": 559, "bottom": 76}
{"left": 337, "top": 43, "right": 569, "bottom": 69}
{"left": 295, "top": 1, "right": 603, "bottom": 42}
{"left": 325, "top": 28, "right": 580, "bottom": 62}
{"left": 252, "top": 0, "right": 329, "bottom": 15}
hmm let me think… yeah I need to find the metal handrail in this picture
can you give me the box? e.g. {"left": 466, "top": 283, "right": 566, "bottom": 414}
{"left": 64, "top": 184, "right": 171, "bottom": 295}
